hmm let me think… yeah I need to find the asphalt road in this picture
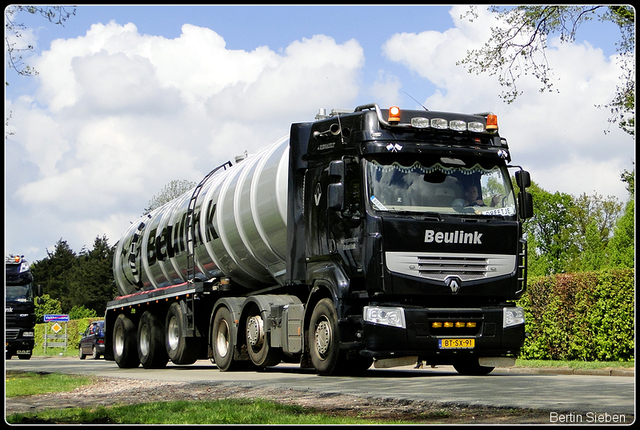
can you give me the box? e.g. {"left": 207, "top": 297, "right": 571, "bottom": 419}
{"left": 6, "top": 356, "right": 635, "bottom": 418}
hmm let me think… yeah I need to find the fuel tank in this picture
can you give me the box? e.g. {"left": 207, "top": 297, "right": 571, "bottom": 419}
{"left": 113, "top": 136, "right": 290, "bottom": 296}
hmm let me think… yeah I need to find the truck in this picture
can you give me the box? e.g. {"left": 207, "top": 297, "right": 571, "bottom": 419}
{"left": 104, "top": 103, "right": 533, "bottom": 376}
{"left": 5, "top": 254, "right": 42, "bottom": 360}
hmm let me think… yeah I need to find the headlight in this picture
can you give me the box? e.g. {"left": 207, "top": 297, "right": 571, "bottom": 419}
{"left": 503, "top": 307, "right": 525, "bottom": 328}
{"left": 363, "top": 306, "right": 406, "bottom": 329}
{"left": 23, "top": 331, "right": 34, "bottom": 337}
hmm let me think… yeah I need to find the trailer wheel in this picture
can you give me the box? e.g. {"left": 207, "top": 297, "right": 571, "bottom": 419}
{"left": 138, "top": 311, "right": 169, "bottom": 369}
{"left": 453, "top": 359, "right": 495, "bottom": 375}
{"left": 113, "top": 314, "right": 140, "bottom": 368}
{"left": 212, "top": 306, "right": 237, "bottom": 371}
{"left": 245, "top": 310, "right": 281, "bottom": 368}
{"left": 165, "top": 302, "right": 198, "bottom": 365}
{"left": 309, "top": 298, "right": 345, "bottom": 376}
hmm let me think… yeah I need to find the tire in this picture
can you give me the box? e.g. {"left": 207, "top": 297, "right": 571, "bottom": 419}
{"left": 91, "top": 345, "right": 100, "bottom": 360}
{"left": 211, "top": 306, "right": 237, "bottom": 371}
{"left": 453, "top": 359, "right": 495, "bottom": 375}
{"left": 245, "top": 308, "right": 281, "bottom": 368}
{"left": 308, "top": 298, "right": 346, "bottom": 376}
{"left": 113, "top": 313, "right": 140, "bottom": 368}
{"left": 79, "top": 347, "right": 86, "bottom": 360}
{"left": 138, "top": 311, "right": 169, "bottom": 369}
{"left": 165, "top": 302, "right": 198, "bottom": 365}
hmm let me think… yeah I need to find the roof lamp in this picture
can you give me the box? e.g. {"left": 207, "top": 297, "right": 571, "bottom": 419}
{"left": 449, "top": 120, "right": 467, "bottom": 131}
{"left": 468, "top": 122, "right": 485, "bottom": 133}
{"left": 388, "top": 106, "right": 401, "bottom": 123}
{"left": 431, "top": 118, "right": 448, "bottom": 129}
{"left": 486, "top": 114, "right": 498, "bottom": 130}
{"left": 411, "top": 117, "right": 430, "bottom": 128}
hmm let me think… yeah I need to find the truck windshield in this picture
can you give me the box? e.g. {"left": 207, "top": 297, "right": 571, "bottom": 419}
{"left": 5, "top": 284, "right": 33, "bottom": 302}
{"left": 365, "top": 157, "right": 517, "bottom": 217}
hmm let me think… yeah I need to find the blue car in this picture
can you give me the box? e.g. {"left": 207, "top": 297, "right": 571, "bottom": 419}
{"left": 78, "top": 320, "right": 105, "bottom": 359}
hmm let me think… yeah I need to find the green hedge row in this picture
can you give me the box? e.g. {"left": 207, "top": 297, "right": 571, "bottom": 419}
{"left": 33, "top": 317, "right": 98, "bottom": 355}
{"left": 518, "top": 268, "right": 635, "bottom": 361}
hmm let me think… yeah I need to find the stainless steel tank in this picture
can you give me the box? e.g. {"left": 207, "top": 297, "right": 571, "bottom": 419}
{"left": 113, "top": 136, "right": 290, "bottom": 296}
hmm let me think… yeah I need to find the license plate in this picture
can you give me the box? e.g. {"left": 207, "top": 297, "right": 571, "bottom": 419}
{"left": 439, "top": 338, "right": 475, "bottom": 349}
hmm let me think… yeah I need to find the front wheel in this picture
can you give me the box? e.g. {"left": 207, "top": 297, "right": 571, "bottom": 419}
{"left": 308, "top": 298, "right": 345, "bottom": 376}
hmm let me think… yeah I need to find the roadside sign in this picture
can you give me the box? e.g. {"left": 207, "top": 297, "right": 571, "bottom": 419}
{"left": 51, "top": 322, "right": 62, "bottom": 333}
{"left": 44, "top": 314, "right": 70, "bottom": 322}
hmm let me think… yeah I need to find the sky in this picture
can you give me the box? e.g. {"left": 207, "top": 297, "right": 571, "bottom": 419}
{"left": 4, "top": 5, "right": 635, "bottom": 264}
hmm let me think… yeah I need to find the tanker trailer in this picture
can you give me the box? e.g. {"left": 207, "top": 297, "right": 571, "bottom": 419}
{"left": 105, "top": 103, "right": 533, "bottom": 376}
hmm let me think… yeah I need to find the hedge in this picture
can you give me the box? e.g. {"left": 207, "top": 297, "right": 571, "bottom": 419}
{"left": 518, "top": 268, "right": 634, "bottom": 361}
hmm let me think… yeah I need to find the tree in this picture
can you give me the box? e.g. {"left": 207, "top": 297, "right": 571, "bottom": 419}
{"left": 605, "top": 166, "right": 635, "bottom": 269}
{"left": 523, "top": 182, "right": 578, "bottom": 275}
{"left": 143, "top": 179, "right": 196, "bottom": 215}
{"left": 67, "top": 235, "right": 116, "bottom": 315}
{"left": 5, "top": 5, "right": 76, "bottom": 78}
{"left": 31, "top": 239, "right": 77, "bottom": 311}
{"left": 458, "top": 6, "right": 635, "bottom": 135}
{"left": 34, "top": 294, "right": 62, "bottom": 324}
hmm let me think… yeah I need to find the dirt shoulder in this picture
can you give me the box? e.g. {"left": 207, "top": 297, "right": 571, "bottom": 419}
{"left": 5, "top": 375, "right": 559, "bottom": 424}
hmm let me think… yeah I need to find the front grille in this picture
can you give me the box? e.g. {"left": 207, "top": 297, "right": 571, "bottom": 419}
{"left": 6, "top": 329, "right": 19, "bottom": 340}
{"left": 385, "top": 251, "right": 516, "bottom": 282}
{"left": 418, "top": 256, "right": 488, "bottom": 282}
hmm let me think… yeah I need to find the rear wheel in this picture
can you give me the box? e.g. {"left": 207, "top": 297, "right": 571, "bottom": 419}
{"left": 309, "top": 298, "right": 346, "bottom": 376}
{"left": 138, "top": 311, "right": 169, "bottom": 368}
{"left": 79, "top": 347, "right": 86, "bottom": 360}
{"left": 113, "top": 313, "right": 140, "bottom": 368}
{"left": 212, "top": 306, "right": 239, "bottom": 371}
{"left": 165, "top": 302, "right": 198, "bottom": 365}
{"left": 245, "top": 308, "right": 281, "bottom": 368}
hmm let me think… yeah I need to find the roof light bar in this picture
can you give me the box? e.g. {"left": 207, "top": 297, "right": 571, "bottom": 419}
{"left": 409, "top": 117, "right": 490, "bottom": 133}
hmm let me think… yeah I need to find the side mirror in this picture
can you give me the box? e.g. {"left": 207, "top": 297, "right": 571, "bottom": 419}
{"left": 518, "top": 191, "right": 534, "bottom": 219}
{"left": 35, "top": 284, "right": 43, "bottom": 297}
{"left": 327, "top": 183, "right": 344, "bottom": 211}
{"left": 515, "top": 170, "right": 531, "bottom": 189}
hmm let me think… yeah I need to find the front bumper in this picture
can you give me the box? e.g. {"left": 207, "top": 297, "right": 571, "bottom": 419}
{"left": 358, "top": 306, "right": 524, "bottom": 364}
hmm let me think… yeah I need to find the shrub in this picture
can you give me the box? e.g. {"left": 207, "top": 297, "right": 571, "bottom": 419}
{"left": 518, "top": 269, "right": 634, "bottom": 361}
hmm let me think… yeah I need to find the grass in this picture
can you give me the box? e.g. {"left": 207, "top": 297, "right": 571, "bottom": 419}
{"left": 7, "top": 399, "right": 403, "bottom": 425}
{"left": 5, "top": 371, "right": 95, "bottom": 397}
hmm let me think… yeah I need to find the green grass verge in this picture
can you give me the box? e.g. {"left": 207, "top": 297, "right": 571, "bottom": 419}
{"left": 6, "top": 371, "right": 95, "bottom": 397}
{"left": 6, "top": 399, "right": 409, "bottom": 425}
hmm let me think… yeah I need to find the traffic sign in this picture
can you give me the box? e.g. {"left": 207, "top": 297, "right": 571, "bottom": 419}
{"left": 44, "top": 314, "right": 70, "bottom": 322}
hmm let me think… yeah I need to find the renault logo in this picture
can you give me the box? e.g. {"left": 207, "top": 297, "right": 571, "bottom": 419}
{"left": 445, "top": 276, "right": 462, "bottom": 294}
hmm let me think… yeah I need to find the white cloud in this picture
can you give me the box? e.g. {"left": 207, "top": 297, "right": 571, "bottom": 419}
{"left": 382, "top": 5, "right": 634, "bottom": 202}
{"left": 5, "top": 21, "right": 365, "bottom": 262}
